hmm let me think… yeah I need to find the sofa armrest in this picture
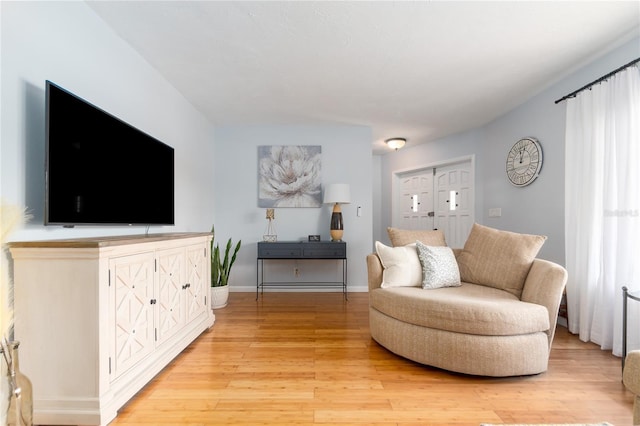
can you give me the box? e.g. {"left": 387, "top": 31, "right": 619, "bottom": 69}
{"left": 367, "top": 253, "right": 383, "bottom": 292}
{"left": 520, "top": 258, "right": 568, "bottom": 350}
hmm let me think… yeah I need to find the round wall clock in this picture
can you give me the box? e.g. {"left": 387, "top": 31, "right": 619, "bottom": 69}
{"left": 506, "top": 137, "right": 543, "bottom": 187}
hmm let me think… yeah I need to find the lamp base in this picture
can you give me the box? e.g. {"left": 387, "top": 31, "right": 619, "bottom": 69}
{"left": 330, "top": 203, "right": 344, "bottom": 242}
{"left": 330, "top": 229, "right": 343, "bottom": 242}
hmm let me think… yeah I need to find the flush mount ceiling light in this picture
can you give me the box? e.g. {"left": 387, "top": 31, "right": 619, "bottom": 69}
{"left": 385, "top": 138, "right": 406, "bottom": 151}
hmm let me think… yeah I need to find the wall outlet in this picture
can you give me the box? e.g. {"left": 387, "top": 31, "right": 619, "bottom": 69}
{"left": 489, "top": 208, "right": 502, "bottom": 218}
{"left": 294, "top": 267, "right": 300, "bottom": 277}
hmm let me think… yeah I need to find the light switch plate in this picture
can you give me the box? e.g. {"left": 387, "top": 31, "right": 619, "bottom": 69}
{"left": 489, "top": 208, "right": 502, "bottom": 218}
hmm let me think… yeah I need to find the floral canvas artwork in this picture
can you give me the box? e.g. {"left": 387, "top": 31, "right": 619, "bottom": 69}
{"left": 258, "top": 145, "right": 322, "bottom": 208}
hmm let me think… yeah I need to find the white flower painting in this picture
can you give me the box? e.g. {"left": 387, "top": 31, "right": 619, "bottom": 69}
{"left": 258, "top": 145, "right": 322, "bottom": 208}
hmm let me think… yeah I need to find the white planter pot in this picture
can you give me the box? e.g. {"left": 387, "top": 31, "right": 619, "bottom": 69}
{"left": 210, "top": 285, "right": 229, "bottom": 309}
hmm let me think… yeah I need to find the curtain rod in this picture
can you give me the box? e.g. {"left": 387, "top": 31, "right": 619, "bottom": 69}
{"left": 554, "top": 57, "right": 640, "bottom": 104}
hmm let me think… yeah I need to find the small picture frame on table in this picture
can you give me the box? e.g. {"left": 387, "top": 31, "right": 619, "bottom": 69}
{"left": 308, "top": 235, "right": 321, "bottom": 242}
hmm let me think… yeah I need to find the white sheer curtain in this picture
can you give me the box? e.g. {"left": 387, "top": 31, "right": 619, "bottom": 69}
{"left": 565, "top": 64, "right": 640, "bottom": 356}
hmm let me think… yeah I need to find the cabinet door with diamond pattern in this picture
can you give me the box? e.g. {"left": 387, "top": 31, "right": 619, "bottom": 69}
{"left": 110, "top": 252, "right": 155, "bottom": 379}
{"left": 157, "top": 247, "right": 186, "bottom": 344}
{"left": 186, "top": 244, "right": 207, "bottom": 322}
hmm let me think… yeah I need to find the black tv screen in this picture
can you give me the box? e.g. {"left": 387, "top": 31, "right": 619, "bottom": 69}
{"left": 45, "top": 80, "right": 175, "bottom": 226}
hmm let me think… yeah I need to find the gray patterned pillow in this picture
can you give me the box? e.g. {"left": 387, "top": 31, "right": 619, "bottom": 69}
{"left": 416, "top": 240, "right": 461, "bottom": 289}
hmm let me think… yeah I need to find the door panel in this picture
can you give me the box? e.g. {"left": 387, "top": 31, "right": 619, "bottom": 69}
{"left": 186, "top": 245, "right": 207, "bottom": 321}
{"left": 111, "top": 252, "right": 155, "bottom": 379}
{"left": 157, "top": 247, "right": 185, "bottom": 344}
{"left": 434, "top": 163, "right": 473, "bottom": 248}
{"left": 394, "top": 160, "right": 474, "bottom": 249}
{"left": 398, "top": 172, "right": 434, "bottom": 231}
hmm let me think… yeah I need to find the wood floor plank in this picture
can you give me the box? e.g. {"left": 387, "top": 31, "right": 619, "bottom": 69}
{"left": 110, "top": 292, "right": 635, "bottom": 425}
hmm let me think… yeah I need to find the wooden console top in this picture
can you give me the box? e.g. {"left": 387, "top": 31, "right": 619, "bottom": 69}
{"left": 9, "top": 232, "right": 212, "bottom": 249}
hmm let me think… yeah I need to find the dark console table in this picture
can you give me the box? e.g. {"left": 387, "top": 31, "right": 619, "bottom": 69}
{"left": 257, "top": 241, "right": 347, "bottom": 299}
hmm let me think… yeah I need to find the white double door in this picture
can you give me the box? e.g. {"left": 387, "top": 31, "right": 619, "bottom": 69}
{"left": 395, "top": 161, "right": 474, "bottom": 248}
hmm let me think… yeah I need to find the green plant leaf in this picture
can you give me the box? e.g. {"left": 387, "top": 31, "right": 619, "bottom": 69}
{"left": 210, "top": 225, "right": 241, "bottom": 287}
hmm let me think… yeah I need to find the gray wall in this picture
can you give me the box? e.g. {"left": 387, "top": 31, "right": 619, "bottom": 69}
{"left": 1, "top": 2, "right": 216, "bottom": 241}
{"left": 481, "top": 36, "right": 640, "bottom": 265}
{"left": 213, "top": 125, "right": 373, "bottom": 291}
{"left": 2, "top": 1, "right": 638, "bottom": 283}
{"left": 375, "top": 36, "right": 640, "bottom": 266}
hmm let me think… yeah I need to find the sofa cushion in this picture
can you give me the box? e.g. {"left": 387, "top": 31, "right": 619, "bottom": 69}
{"left": 456, "top": 223, "right": 546, "bottom": 298}
{"left": 375, "top": 241, "right": 422, "bottom": 288}
{"left": 416, "top": 241, "right": 461, "bottom": 289}
{"left": 369, "top": 284, "right": 550, "bottom": 336}
{"left": 387, "top": 227, "right": 447, "bottom": 247}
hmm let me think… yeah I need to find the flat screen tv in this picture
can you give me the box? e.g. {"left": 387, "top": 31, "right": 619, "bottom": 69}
{"left": 45, "top": 80, "right": 175, "bottom": 226}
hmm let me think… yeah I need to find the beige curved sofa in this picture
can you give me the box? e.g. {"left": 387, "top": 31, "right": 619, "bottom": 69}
{"left": 368, "top": 224, "right": 568, "bottom": 377}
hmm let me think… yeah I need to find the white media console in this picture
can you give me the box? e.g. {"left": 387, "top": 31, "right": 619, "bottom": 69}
{"left": 9, "top": 233, "right": 214, "bottom": 425}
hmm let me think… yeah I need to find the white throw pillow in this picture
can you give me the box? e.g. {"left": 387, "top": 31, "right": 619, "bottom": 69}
{"left": 375, "top": 241, "right": 422, "bottom": 288}
{"left": 416, "top": 241, "right": 461, "bottom": 289}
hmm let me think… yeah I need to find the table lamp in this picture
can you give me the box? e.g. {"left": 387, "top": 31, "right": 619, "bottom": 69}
{"left": 323, "top": 184, "right": 351, "bottom": 241}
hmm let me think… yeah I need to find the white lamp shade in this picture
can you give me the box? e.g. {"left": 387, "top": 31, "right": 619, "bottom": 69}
{"left": 323, "top": 184, "right": 351, "bottom": 204}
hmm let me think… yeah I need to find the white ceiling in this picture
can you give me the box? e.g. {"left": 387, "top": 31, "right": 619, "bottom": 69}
{"left": 87, "top": 1, "right": 640, "bottom": 154}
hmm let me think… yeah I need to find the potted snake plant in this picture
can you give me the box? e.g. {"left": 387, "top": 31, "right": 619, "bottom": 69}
{"left": 210, "top": 225, "right": 241, "bottom": 309}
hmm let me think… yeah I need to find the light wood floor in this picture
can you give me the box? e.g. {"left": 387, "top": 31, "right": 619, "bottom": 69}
{"left": 111, "top": 292, "right": 634, "bottom": 425}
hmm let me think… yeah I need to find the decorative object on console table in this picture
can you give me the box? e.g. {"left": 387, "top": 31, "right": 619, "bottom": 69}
{"left": 263, "top": 209, "right": 277, "bottom": 242}
{"left": 1, "top": 339, "right": 33, "bottom": 426}
{"left": 323, "top": 184, "right": 351, "bottom": 242}
{"left": 210, "top": 225, "right": 242, "bottom": 309}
